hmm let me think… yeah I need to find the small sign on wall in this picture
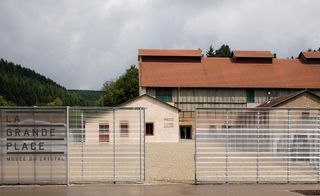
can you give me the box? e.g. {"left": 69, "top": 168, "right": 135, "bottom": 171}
{"left": 164, "top": 118, "right": 174, "bottom": 128}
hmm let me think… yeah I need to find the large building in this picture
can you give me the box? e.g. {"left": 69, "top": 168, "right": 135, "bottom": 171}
{"left": 138, "top": 49, "right": 320, "bottom": 139}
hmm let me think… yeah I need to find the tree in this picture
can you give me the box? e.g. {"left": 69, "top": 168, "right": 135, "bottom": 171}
{"left": 205, "top": 44, "right": 232, "bottom": 57}
{"left": 99, "top": 65, "right": 139, "bottom": 106}
{"left": 47, "top": 97, "right": 63, "bottom": 106}
{"left": 215, "top": 44, "right": 232, "bottom": 57}
{"left": 0, "top": 96, "right": 14, "bottom": 106}
{"left": 206, "top": 44, "right": 215, "bottom": 57}
{"left": 0, "top": 58, "right": 89, "bottom": 106}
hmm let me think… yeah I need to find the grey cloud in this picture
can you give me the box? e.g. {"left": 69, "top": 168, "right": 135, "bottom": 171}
{"left": 0, "top": 0, "right": 320, "bottom": 89}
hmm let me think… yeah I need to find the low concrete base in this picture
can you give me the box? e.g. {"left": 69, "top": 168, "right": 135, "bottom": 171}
{"left": 1, "top": 184, "right": 320, "bottom": 196}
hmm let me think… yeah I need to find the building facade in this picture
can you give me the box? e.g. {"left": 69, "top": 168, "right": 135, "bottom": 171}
{"left": 119, "top": 94, "right": 180, "bottom": 142}
{"left": 138, "top": 49, "right": 320, "bottom": 139}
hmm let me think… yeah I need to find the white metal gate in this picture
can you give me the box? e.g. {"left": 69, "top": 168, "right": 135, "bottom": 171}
{"left": 195, "top": 108, "right": 320, "bottom": 184}
{"left": 68, "top": 107, "right": 145, "bottom": 183}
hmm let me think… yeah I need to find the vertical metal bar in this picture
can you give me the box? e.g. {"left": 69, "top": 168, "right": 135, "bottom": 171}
{"left": 139, "top": 108, "right": 142, "bottom": 181}
{"left": 287, "top": 109, "right": 291, "bottom": 183}
{"left": 257, "top": 111, "right": 260, "bottom": 183}
{"left": 113, "top": 108, "right": 116, "bottom": 183}
{"left": 80, "top": 111, "right": 84, "bottom": 181}
{"left": 0, "top": 109, "right": 2, "bottom": 185}
{"left": 33, "top": 107, "right": 36, "bottom": 184}
{"left": 143, "top": 108, "right": 146, "bottom": 181}
{"left": 226, "top": 109, "right": 229, "bottom": 183}
{"left": 318, "top": 110, "right": 320, "bottom": 183}
{"left": 66, "top": 106, "right": 70, "bottom": 185}
{"left": 194, "top": 109, "right": 198, "bottom": 184}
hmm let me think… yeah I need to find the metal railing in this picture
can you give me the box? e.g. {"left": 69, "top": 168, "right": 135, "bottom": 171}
{"left": 195, "top": 108, "right": 320, "bottom": 184}
{"left": 0, "top": 107, "right": 145, "bottom": 185}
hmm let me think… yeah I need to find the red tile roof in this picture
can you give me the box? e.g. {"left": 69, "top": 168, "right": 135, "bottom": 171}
{"left": 233, "top": 50, "right": 273, "bottom": 58}
{"left": 138, "top": 49, "right": 202, "bottom": 57}
{"left": 299, "top": 51, "right": 320, "bottom": 59}
{"left": 139, "top": 57, "right": 320, "bottom": 88}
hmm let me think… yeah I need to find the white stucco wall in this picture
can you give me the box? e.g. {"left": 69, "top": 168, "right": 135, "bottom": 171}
{"left": 83, "top": 96, "right": 179, "bottom": 143}
{"left": 84, "top": 110, "right": 142, "bottom": 144}
{"left": 123, "top": 96, "right": 179, "bottom": 143}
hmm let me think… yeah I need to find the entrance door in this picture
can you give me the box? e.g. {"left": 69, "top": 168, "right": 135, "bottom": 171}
{"left": 180, "top": 126, "right": 192, "bottom": 139}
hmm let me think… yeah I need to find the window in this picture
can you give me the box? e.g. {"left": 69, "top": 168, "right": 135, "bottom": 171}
{"left": 99, "top": 123, "right": 109, "bottom": 142}
{"left": 156, "top": 88, "right": 172, "bottom": 102}
{"left": 246, "top": 89, "right": 255, "bottom": 103}
{"left": 120, "top": 122, "right": 129, "bottom": 137}
{"left": 146, "top": 123, "right": 154, "bottom": 136}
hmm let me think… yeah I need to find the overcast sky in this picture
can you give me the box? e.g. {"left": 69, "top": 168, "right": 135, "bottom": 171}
{"left": 1, "top": 0, "right": 320, "bottom": 90}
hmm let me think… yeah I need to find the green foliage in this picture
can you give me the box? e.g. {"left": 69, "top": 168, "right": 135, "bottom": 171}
{"left": 0, "top": 96, "right": 14, "bottom": 106}
{"left": 206, "top": 44, "right": 215, "bottom": 57}
{"left": 206, "top": 44, "right": 232, "bottom": 57}
{"left": 0, "top": 58, "right": 88, "bottom": 106}
{"left": 99, "top": 65, "right": 139, "bottom": 106}
{"left": 47, "top": 97, "right": 63, "bottom": 106}
{"left": 215, "top": 44, "right": 232, "bottom": 57}
{"left": 69, "top": 90, "right": 103, "bottom": 106}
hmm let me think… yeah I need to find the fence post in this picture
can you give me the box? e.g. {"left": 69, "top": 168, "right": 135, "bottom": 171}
{"left": 32, "top": 106, "right": 36, "bottom": 184}
{"left": 194, "top": 109, "right": 198, "bottom": 184}
{"left": 113, "top": 108, "right": 116, "bottom": 183}
{"left": 318, "top": 110, "right": 320, "bottom": 183}
{"left": 225, "top": 109, "right": 229, "bottom": 183}
{"left": 66, "top": 106, "right": 70, "bottom": 185}
{"left": 257, "top": 111, "right": 260, "bottom": 183}
{"left": 80, "top": 111, "right": 84, "bottom": 181}
{"left": 0, "top": 109, "right": 2, "bottom": 185}
{"left": 139, "top": 108, "right": 142, "bottom": 182}
{"left": 143, "top": 109, "right": 146, "bottom": 182}
{"left": 287, "top": 109, "right": 291, "bottom": 183}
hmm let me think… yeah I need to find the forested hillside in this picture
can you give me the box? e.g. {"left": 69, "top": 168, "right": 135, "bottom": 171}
{"left": 0, "top": 58, "right": 90, "bottom": 106}
{"left": 69, "top": 90, "right": 103, "bottom": 106}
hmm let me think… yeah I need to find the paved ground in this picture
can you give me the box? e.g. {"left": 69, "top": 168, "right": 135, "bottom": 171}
{"left": 0, "top": 184, "right": 320, "bottom": 196}
{"left": 146, "top": 140, "right": 194, "bottom": 183}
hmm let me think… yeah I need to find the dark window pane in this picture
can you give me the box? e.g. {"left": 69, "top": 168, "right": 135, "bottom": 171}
{"left": 246, "top": 89, "right": 255, "bottom": 103}
{"left": 156, "top": 88, "right": 172, "bottom": 102}
{"left": 146, "top": 123, "right": 154, "bottom": 135}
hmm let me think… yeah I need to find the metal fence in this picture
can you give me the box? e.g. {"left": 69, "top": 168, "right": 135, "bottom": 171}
{"left": 195, "top": 108, "right": 320, "bottom": 184}
{"left": 0, "top": 107, "right": 145, "bottom": 185}
{"left": 68, "top": 107, "right": 145, "bottom": 183}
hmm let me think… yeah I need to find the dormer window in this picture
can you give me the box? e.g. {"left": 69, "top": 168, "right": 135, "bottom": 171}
{"left": 232, "top": 50, "right": 273, "bottom": 64}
